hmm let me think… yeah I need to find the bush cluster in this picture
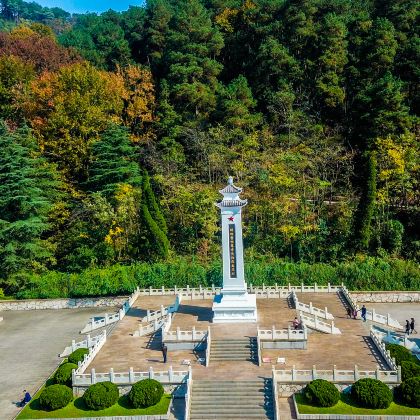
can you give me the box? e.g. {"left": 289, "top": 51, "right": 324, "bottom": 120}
{"left": 304, "top": 379, "right": 340, "bottom": 407}
{"left": 54, "top": 362, "right": 78, "bottom": 386}
{"left": 351, "top": 378, "right": 393, "bottom": 409}
{"left": 386, "top": 344, "right": 417, "bottom": 366}
{"left": 15, "top": 256, "right": 420, "bottom": 299}
{"left": 401, "top": 361, "right": 420, "bottom": 382}
{"left": 399, "top": 377, "right": 420, "bottom": 408}
{"left": 128, "top": 379, "right": 164, "bottom": 408}
{"left": 68, "top": 348, "right": 89, "bottom": 365}
{"left": 83, "top": 381, "right": 119, "bottom": 410}
{"left": 39, "top": 384, "right": 73, "bottom": 411}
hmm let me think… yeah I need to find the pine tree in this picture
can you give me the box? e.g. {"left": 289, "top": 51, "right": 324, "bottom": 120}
{"left": 0, "top": 122, "right": 58, "bottom": 291}
{"left": 87, "top": 124, "right": 141, "bottom": 197}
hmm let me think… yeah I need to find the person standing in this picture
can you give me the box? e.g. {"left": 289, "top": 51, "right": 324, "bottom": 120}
{"left": 405, "top": 320, "right": 410, "bottom": 335}
{"left": 410, "top": 318, "right": 417, "bottom": 334}
{"left": 161, "top": 343, "right": 168, "bottom": 363}
{"left": 346, "top": 307, "right": 352, "bottom": 318}
{"left": 361, "top": 305, "right": 367, "bottom": 322}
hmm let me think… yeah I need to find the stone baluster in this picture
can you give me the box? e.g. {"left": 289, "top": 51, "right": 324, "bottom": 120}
{"left": 333, "top": 365, "right": 337, "bottom": 381}
{"left": 91, "top": 368, "right": 96, "bottom": 384}
{"left": 168, "top": 365, "right": 174, "bottom": 382}
{"left": 71, "top": 339, "right": 76, "bottom": 352}
{"left": 288, "top": 283, "right": 291, "bottom": 292}
{"left": 147, "top": 309, "right": 151, "bottom": 322}
{"left": 192, "top": 326, "right": 196, "bottom": 341}
{"left": 187, "top": 285, "right": 190, "bottom": 293}
{"left": 324, "top": 307, "right": 328, "bottom": 318}
{"left": 354, "top": 365, "right": 360, "bottom": 380}
{"left": 292, "top": 365, "right": 296, "bottom": 381}
{"left": 375, "top": 365, "right": 380, "bottom": 380}
{"left": 149, "top": 367, "right": 154, "bottom": 379}
{"left": 328, "top": 282, "right": 331, "bottom": 292}
{"left": 312, "top": 365, "right": 317, "bottom": 380}
{"left": 177, "top": 327, "right": 181, "bottom": 341}
{"left": 387, "top": 313, "right": 391, "bottom": 326}
{"left": 272, "top": 325, "right": 275, "bottom": 340}
{"left": 314, "top": 282, "right": 318, "bottom": 292}
{"left": 109, "top": 368, "right": 115, "bottom": 382}
{"left": 149, "top": 285, "right": 152, "bottom": 295}
{"left": 397, "top": 365, "right": 402, "bottom": 382}
{"left": 129, "top": 367, "right": 134, "bottom": 383}
{"left": 160, "top": 305, "right": 165, "bottom": 316}
{"left": 331, "top": 320, "right": 335, "bottom": 333}
{"left": 212, "top": 283, "right": 215, "bottom": 293}
{"left": 174, "top": 285, "right": 177, "bottom": 295}
{"left": 301, "top": 283, "right": 304, "bottom": 292}
{"left": 309, "top": 301, "right": 313, "bottom": 314}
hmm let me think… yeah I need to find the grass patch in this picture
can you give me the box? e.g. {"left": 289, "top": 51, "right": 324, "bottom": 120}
{"left": 295, "top": 393, "right": 420, "bottom": 416}
{"left": 17, "top": 390, "right": 171, "bottom": 419}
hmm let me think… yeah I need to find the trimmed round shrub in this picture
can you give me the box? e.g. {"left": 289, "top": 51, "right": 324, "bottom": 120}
{"left": 351, "top": 378, "right": 393, "bottom": 409}
{"left": 54, "top": 363, "right": 78, "bottom": 386}
{"left": 304, "top": 379, "right": 340, "bottom": 407}
{"left": 83, "top": 381, "right": 119, "bottom": 410}
{"left": 68, "top": 348, "right": 89, "bottom": 365}
{"left": 39, "top": 384, "right": 73, "bottom": 411}
{"left": 400, "top": 377, "right": 420, "bottom": 407}
{"left": 386, "top": 344, "right": 416, "bottom": 365}
{"left": 401, "top": 361, "right": 420, "bottom": 381}
{"left": 128, "top": 379, "right": 164, "bottom": 408}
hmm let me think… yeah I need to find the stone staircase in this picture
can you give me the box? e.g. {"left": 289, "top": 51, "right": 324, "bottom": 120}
{"left": 189, "top": 379, "right": 274, "bottom": 419}
{"left": 210, "top": 338, "right": 257, "bottom": 362}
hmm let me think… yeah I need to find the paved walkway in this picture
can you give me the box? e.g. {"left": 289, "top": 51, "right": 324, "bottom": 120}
{"left": 0, "top": 307, "right": 113, "bottom": 420}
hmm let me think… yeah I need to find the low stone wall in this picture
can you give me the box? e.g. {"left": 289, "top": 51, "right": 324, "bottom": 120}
{"left": 350, "top": 291, "right": 420, "bottom": 303}
{"left": 262, "top": 341, "right": 307, "bottom": 350}
{"left": 0, "top": 296, "right": 128, "bottom": 311}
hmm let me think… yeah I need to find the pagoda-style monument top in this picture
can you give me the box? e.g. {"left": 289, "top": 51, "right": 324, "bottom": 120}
{"left": 216, "top": 176, "right": 247, "bottom": 208}
{"left": 212, "top": 176, "right": 257, "bottom": 323}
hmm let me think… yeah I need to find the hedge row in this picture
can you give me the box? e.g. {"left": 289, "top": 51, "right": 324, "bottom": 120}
{"left": 16, "top": 256, "right": 420, "bottom": 299}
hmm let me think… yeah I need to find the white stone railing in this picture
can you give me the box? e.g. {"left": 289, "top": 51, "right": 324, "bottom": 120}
{"left": 60, "top": 333, "right": 102, "bottom": 357}
{"left": 163, "top": 326, "right": 206, "bottom": 342}
{"left": 299, "top": 311, "right": 341, "bottom": 334}
{"left": 272, "top": 367, "right": 280, "bottom": 420}
{"left": 341, "top": 286, "right": 403, "bottom": 329}
{"left": 144, "top": 294, "right": 181, "bottom": 322}
{"left": 73, "top": 365, "right": 190, "bottom": 387}
{"left": 205, "top": 327, "right": 211, "bottom": 367}
{"left": 184, "top": 366, "right": 193, "bottom": 420}
{"left": 257, "top": 332, "right": 262, "bottom": 366}
{"left": 80, "top": 288, "right": 140, "bottom": 333}
{"left": 134, "top": 313, "right": 171, "bottom": 337}
{"left": 137, "top": 283, "right": 343, "bottom": 298}
{"left": 258, "top": 326, "right": 308, "bottom": 341}
{"left": 273, "top": 364, "right": 401, "bottom": 384}
{"left": 74, "top": 330, "right": 107, "bottom": 375}
{"left": 370, "top": 327, "right": 397, "bottom": 370}
{"left": 290, "top": 290, "right": 333, "bottom": 320}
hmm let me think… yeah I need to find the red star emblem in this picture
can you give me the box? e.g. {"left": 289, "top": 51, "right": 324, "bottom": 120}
{"left": 228, "top": 216, "right": 234, "bottom": 221}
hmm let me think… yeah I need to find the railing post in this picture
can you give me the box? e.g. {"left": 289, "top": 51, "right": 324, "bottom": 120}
{"left": 72, "top": 369, "right": 76, "bottom": 385}
{"left": 174, "top": 285, "right": 177, "bottom": 294}
{"left": 292, "top": 365, "right": 296, "bottom": 381}
{"left": 272, "top": 325, "right": 275, "bottom": 340}
{"left": 331, "top": 320, "right": 335, "bottom": 333}
{"left": 177, "top": 327, "right": 181, "bottom": 341}
{"left": 168, "top": 365, "right": 174, "bottom": 382}
{"left": 303, "top": 325, "right": 308, "bottom": 340}
{"left": 147, "top": 309, "right": 151, "bottom": 322}
{"left": 149, "top": 285, "right": 152, "bottom": 295}
{"left": 91, "top": 368, "right": 96, "bottom": 384}
{"left": 354, "top": 365, "right": 359, "bottom": 381}
{"left": 262, "top": 283, "right": 266, "bottom": 292}
{"left": 71, "top": 339, "right": 76, "bottom": 351}
{"left": 301, "top": 282, "right": 304, "bottom": 292}
{"left": 387, "top": 313, "right": 391, "bottom": 326}
{"left": 87, "top": 334, "right": 92, "bottom": 347}
{"left": 312, "top": 365, "right": 317, "bottom": 380}
{"left": 333, "top": 365, "right": 337, "bottom": 381}
{"left": 372, "top": 307, "right": 376, "bottom": 321}
{"left": 199, "top": 284, "right": 202, "bottom": 294}
{"left": 397, "top": 365, "right": 402, "bottom": 382}
{"left": 161, "top": 305, "right": 165, "bottom": 316}
{"left": 192, "top": 326, "right": 196, "bottom": 341}
{"left": 109, "top": 367, "right": 114, "bottom": 382}
{"left": 328, "top": 282, "right": 331, "bottom": 293}
{"left": 314, "top": 282, "right": 317, "bottom": 292}
{"left": 162, "top": 285, "right": 165, "bottom": 295}
{"left": 314, "top": 315, "right": 318, "bottom": 329}
{"left": 309, "top": 301, "right": 313, "bottom": 314}
{"left": 288, "top": 283, "right": 291, "bottom": 292}
{"left": 149, "top": 366, "right": 154, "bottom": 379}
{"left": 212, "top": 283, "right": 215, "bottom": 293}
{"left": 376, "top": 365, "right": 380, "bottom": 380}
{"left": 275, "top": 283, "right": 278, "bottom": 292}
{"left": 288, "top": 326, "right": 291, "bottom": 340}
{"left": 187, "top": 285, "right": 190, "bottom": 293}
{"left": 129, "top": 367, "right": 134, "bottom": 383}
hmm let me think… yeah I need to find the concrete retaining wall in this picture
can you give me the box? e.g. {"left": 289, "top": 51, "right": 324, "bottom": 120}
{"left": 350, "top": 292, "right": 420, "bottom": 303}
{"left": 0, "top": 296, "right": 128, "bottom": 311}
{"left": 166, "top": 341, "right": 206, "bottom": 351}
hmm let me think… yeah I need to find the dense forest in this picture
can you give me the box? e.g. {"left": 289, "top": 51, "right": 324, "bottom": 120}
{"left": 0, "top": 0, "right": 418, "bottom": 297}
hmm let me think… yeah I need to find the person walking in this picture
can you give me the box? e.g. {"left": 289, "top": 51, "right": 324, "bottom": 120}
{"left": 346, "top": 307, "right": 352, "bottom": 318}
{"left": 361, "top": 305, "right": 367, "bottom": 322}
{"left": 293, "top": 317, "right": 301, "bottom": 329}
{"left": 353, "top": 306, "right": 358, "bottom": 319}
{"left": 161, "top": 343, "right": 168, "bottom": 363}
{"left": 410, "top": 318, "right": 417, "bottom": 334}
{"left": 405, "top": 320, "right": 410, "bottom": 335}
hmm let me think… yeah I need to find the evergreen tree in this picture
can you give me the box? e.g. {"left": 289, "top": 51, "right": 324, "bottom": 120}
{"left": 0, "top": 122, "right": 58, "bottom": 291}
{"left": 87, "top": 124, "right": 141, "bottom": 197}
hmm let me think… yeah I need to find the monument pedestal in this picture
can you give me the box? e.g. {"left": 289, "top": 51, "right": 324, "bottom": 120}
{"left": 212, "top": 290, "right": 257, "bottom": 323}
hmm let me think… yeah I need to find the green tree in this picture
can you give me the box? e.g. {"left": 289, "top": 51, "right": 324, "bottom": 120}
{"left": 0, "top": 123, "right": 58, "bottom": 291}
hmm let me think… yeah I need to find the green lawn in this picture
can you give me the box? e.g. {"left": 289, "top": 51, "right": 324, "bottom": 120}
{"left": 17, "top": 392, "right": 171, "bottom": 419}
{"left": 295, "top": 393, "right": 420, "bottom": 416}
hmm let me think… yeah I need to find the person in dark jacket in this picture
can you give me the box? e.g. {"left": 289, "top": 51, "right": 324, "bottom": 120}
{"left": 161, "top": 343, "right": 168, "bottom": 363}
{"left": 410, "top": 318, "right": 417, "bottom": 334}
{"left": 19, "top": 390, "right": 31, "bottom": 407}
{"left": 405, "top": 320, "right": 410, "bottom": 335}
{"left": 361, "top": 305, "right": 367, "bottom": 322}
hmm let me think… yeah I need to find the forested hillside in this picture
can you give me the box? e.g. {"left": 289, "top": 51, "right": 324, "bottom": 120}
{"left": 0, "top": 0, "right": 418, "bottom": 297}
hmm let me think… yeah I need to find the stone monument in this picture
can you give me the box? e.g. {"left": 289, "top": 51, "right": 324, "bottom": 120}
{"left": 212, "top": 177, "right": 258, "bottom": 323}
